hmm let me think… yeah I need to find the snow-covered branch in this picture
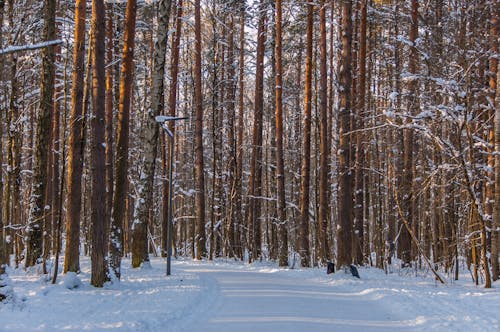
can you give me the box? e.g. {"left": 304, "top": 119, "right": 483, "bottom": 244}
{"left": 0, "top": 39, "right": 63, "bottom": 56}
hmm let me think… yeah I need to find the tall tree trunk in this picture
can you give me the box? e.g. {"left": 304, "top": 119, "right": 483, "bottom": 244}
{"left": 4, "top": 0, "right": 19, "bottom": 270}
{"left": 275, "top": 0, "right": 288, "bottom": 267}
{"left": 317, "top": 0, "right": 330, "bottom": 265}
{"left": 64, "top": 0, "right": 86, "bottom": 274}
{"left": 111, "top": 0, "right": 137, "bottom": 278}
{"left": 105, "top": 1, "right": 115, "bottom": 268}
{"left": 489, "top": 0, "right": 499, "bottom": 281}
{"left": 133, "top": 0, "right": 172, "bottom": 262}
{"left": 161, "top": 0, "right": 183, "bottom": 264}
{"left": 90, "top": 0, "right": 108, "bottom": 287}
{"left": 399, "top": 0, "right": 419, "bottom": 266}
{"left": 226, "top": 12, "right": 237, "bottom": 258}
{"left": 26, "top": 0, "right": 57, "bottom": 268}
{"left": 353, "top": 0, "right": 367, "bottom": 265}
{"left": 235, "top": 6, "right": 246, "bottom": 260}
{"left": 194, "top": 0, "right": 207, "bottom": 260}
{"left": 247, "top": 0, "right": 267, "bottom": 263}
{"left": 0, "top": 0, "right": 6, "bottom": 275}
{"left": 299, "top": 2, "right": 313, "bottom": 268}
{"left": 337, "top": 0, "right": 354, "bottom": 268}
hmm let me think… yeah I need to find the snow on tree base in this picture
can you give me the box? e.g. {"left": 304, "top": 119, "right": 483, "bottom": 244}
{"left": 62, "top": 272, "right": 83, "bottom": 290}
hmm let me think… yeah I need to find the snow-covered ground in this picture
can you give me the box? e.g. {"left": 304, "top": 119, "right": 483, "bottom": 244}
{"left": 1, "top": 257, "right": 499, "bottom": 331}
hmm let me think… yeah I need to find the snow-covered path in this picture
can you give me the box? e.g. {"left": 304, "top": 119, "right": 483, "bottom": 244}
{"left": 2, "top": 258, "right": 499, "bottom": 331}
{"left": 180, "top": 263, "right": 425, "bottom": 332}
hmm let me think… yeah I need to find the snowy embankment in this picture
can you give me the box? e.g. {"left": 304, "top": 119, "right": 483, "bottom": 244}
{"left": 1, "top": 257, "right": 499, "bottom": 331}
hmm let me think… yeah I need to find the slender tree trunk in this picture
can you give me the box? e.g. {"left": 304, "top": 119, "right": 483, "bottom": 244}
{"left": 64, "top": 0, "right": 86, "bottom": 274}
{"left": 0, "top": 0, "right": 6, "bottom": 275}
{"left": 353, "top": 0, "right": 367, "bottom": 265}
{"left": 161, "top": 0, "right": 183, "bottom": 264}
{"left": 399, "top": 0, "right": 419, "bottom": 266}
{"left": 275, "top": 0, "right": 288, "bottom": 267}
{"left": 4, "top": 0, "right": 18, "bottom": 270}
{"left": 26, "top": 0, "right": 57, "bottom": 268}
{"left": 235, "top": 6, "right": 246, "bottom": 260}
{"left": 194, "top": 0, "right": 207, "bottom": 260}
{"left": 299, "top": 2, "right": 313, "bottom": 268}
{"left": 90, "top": 0, "right": 108, "bottom": 287}
{"left": 337, "top": 0, "right": 354, "bottom": 268}
{"left": 317, "top": 0, "right": 330, "bottom": 265}
{"left": 105, "top": 1, "right": 115, "bottom": 267}
{"left": 247, "top": 0, "right": 267, "bottom": 263}
{"left": 112, "top": 0, "right": 137, "bottom": 278}
{"left": 226, "top": 12, "right": 237, "bottom": 258}
{"left": 490, "top": 1, "right": 499, "bottom": 281}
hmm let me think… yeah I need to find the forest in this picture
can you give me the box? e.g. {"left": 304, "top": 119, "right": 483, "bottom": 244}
{"left": 0, "top": 0, "right": 498, "bottom": 297}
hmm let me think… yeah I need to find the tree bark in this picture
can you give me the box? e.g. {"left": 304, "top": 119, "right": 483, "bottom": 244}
{"left": 105, "top": 1, "right": 115, "bottom": 268}
{"left": 112, "top": 0, "right": 137, "bottom": 278}
{"left": 353, "top": 0, "right": 367, "bottom": 265}
{"left": 90, "top": 0, "right": 108, "bottom": 287}
{"left": 247, "top": 0, "right": 267, "bottom": 263}
{"left": 235, "top": 6, "right": 246, "bottom": 260}
{"left": 275, "top": 0, "right": 288, "bottom": 267}
{"left": 337, "top": 0, "right": 354, "bottom": 268}
{"left": 0, "top": 0, "right": 6, "bottom": 275}
{"left": 399, "top": 0, "right": 419, "bottom": 266}
{"left": 489, "top": 0, "right": 499, "bottom": 281}
{"left": 64, "top": 0, "right": 86, "bottom": 274}
{"left": 317, "top": 0, "right": 330, "bottom": 265}
{"left": 194, "top": 0, "right": 207, "bottom": 260}
{"left": 133, "top": 0, "right": 172, "bottom": 262}
{"left": 26, "top": 0, "right": 57, "bottom": 268}
{"left": 299, "top": 2, "right": 314, "bottom": 268}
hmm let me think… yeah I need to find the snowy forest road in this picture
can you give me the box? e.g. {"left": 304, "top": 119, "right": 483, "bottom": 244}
{"left": 178, "top": 263, "right": 424, "bottom": 332}
{"left": 3, "top": 258, "right": 498, "bottom": 331}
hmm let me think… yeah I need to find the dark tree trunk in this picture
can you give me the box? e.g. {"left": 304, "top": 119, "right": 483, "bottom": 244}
{"left": 247, "top": 0, "right": 267, "bottom": 263}
{"left": 275, "top": 0, "right": 288, "bottom": 267}
{"left": 194, "top": 0, "right": 207, "bottom": 260}
{"left": 337, "top": 0, "right": 354, "bottom": 269}
{"left": 317, "top": 0, "right": 330, "bottom": 265}
{"left": 90, "top": 0, "right": 108, "bottom": 287}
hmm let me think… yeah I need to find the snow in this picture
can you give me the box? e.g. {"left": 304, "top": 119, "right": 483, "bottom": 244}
{"left": 1, "top": 258, "right": 499, "bottom": 331}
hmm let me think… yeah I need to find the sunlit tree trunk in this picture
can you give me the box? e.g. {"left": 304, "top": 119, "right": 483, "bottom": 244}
{"left": 299, "top": 2, "right": 313, "bottom": 268}
{"left": 112, "top": 0, "right": 137, "bottom": 278}
{"left": 64, "top": 0, "right": 86, "bottom": 274}
{"left": 105, "top": 1, "right": 115, "bottom": 267}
